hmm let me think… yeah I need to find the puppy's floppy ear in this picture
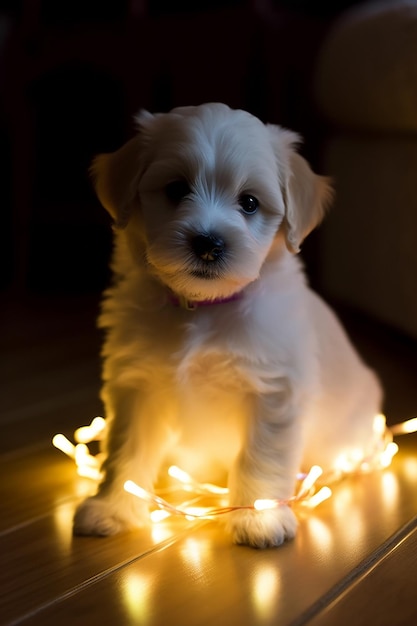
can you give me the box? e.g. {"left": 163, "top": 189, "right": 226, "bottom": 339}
{"left": 268, "top": 124, "right": 332, "bottom": 253}
{"left": 90, "top": 136, "right": 143, "bottom": 228}
{"left": 283, "top": 152, "right": 332, "bottom": 253}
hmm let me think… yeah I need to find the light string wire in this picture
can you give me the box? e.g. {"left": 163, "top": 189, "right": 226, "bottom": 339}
{"left": 52, "top": 413, "right": 416, "bottom": 522}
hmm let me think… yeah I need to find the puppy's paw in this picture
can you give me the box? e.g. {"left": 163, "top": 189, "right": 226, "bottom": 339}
{"left": 228, "top": 505, "right": 297, "bottom": 548}
{"left": 73, "top": 493, "right": 149, "bottom": 536}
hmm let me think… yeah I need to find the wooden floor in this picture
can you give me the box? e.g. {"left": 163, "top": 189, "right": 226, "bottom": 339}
{"left": 1, "top": 294, "right": 417, "bottom": 626}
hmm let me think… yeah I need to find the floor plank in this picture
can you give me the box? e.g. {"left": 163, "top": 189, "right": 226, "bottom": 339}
{"left": 0, "top": 448, "right": 92, "bottom": 532}
{"left": 1, "top": 295, "right": 417, "bottom": 626}
{"left": 3, "top": 446, "right": 417, "bottom": 626}
{"left": 305, "top": 523, "right": 417, "bottom": 626}
{"left": 1, "top": 507, "right": 206, "bottom": 625}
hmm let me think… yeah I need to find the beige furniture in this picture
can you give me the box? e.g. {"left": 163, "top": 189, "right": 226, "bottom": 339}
{"left": 314, "top": 0, "right": 417, "bottom": 338}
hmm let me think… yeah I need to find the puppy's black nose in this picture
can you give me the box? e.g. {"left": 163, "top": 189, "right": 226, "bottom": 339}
{"left": 191, "top": 234, "right": 225, "bottom": 262}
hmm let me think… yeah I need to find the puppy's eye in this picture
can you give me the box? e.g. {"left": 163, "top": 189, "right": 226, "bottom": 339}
{"left": 239, "top": 194, "right": 259, "bottom": 215}
{"left": 165, "top": 180, "right": 191, "bottom": 204}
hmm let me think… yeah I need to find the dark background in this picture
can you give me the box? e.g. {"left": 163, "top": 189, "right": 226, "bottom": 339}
{"left": 0, "top": 0, "right": 367, "bottom": 295}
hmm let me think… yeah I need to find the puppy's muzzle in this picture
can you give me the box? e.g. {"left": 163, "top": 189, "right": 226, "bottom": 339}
{"left": 190, "top": 233, "right": 225, "bottom": 263}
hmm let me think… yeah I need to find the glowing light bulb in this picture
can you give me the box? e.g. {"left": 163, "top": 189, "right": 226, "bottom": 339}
{"left": 380, "top": 442, "right": 399, "bottom": 468}
{"left": 53, "top": 411, "right": 417, "bottom": 530}
{"left": 373, "top": 413, "right": 387, "bottom": 436}
{"left": 124, "top": 480, "right": 154, "bottom": 503}
{"left": 390, "top": 417, "right": 417, "bottom": 436}
{"left": 52, "top": 434, "right": 76, "bottom": 459}
{"left": 200, "top": 482, "right": 229, "bottom": 496}
{"left": 253, "top": 499, "right": 278, "bottom": 511}
{"left": 301, "top": 486, "right": 332, "bottom": 508}
{"left": 298, "top": 465, "right": 323, "bottom": 497}
{"left": 124, "top": 480, "right": 179, "bottom": 515}
{"left": 76, "top": 444, "right": 100, "bottom": 468}
{"left": 77, "top": 465, "right": 103, "bottom": 481}
{"left": 168, "top": 465, "right": 229, "bottom": 495}
{"left": 168, "top": 465, "right": 193, "bottom": 485}
{"left": 74, "top": 416, "right": 106, "bottom": 443}
{"left": 183, "top": 506, "right": 214, "bottom": 520}
{"left": 150, "top": 510, "right": 172, "bottom": 523}
{"left": 74, "top": 443, "right": 90, "bottom": 465}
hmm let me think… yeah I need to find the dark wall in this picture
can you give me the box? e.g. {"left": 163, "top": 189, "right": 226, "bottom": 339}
{"left": 0, "top": 0, "right": 365, "bottom": 294}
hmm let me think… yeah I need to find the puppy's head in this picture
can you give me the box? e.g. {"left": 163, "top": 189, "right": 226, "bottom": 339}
{"left": 92, "top": 103, "right": 331, "bottom": 301}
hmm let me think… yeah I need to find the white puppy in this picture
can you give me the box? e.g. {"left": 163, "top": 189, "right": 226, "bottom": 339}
{"left": 74, "top": 103, "right": 382, "bottom": 547}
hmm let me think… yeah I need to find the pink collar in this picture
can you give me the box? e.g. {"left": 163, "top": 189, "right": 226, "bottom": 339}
{"left": 168, "top": 291, "right": 243, "bottom": 311}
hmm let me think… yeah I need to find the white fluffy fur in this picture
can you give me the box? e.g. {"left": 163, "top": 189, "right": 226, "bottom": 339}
{"left": 73, "top": 103, "right": 382, "bottom": 547}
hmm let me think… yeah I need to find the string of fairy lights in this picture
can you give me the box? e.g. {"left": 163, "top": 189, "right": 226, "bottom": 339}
{"left": 53, "top": 414, "right": 417, "bottom": 522}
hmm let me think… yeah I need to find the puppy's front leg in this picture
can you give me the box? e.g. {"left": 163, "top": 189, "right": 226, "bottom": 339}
{"left": 74, "top": 386, "right": 171, "bottom": 536}
{"left": 227, "top": 380, "right": 301, "bottom": 548}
